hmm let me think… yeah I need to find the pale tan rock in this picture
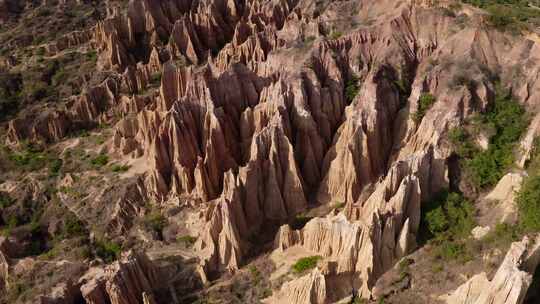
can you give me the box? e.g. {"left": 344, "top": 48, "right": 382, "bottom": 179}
{"left": 445, "top": 235, "right": 540, "bottom": 304}
{"left": 79, "top": 251, "right": 158, "bottom": 304}
{"left": 472, "top": 226, "right": 491, "bottom": 240}
{"left": 270, "top": 268, "right": 327, "bottom": 304}
{"left": 0, "top": 249, "right": 8, "bottom": 292}
{"left": 39, "top": 280, "right": 82, "bottom": 304}
{"left": 517, "top": 112, "right": 540, "bottom": 168}
{"left": 195, "top": 197, "right": 246, "bottom": 274}
{"left": 7, "top": 110, "right": 70, "bottom": 145}
{"left": 317, "top": 68, "right": 401, "bottom": 205}
{"left": 479, "top": 172, "right": 526, "bottom": 225}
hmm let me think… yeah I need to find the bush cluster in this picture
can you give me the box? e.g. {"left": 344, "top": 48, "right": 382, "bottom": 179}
{"left": 449, "top": 87, "right": 527, "bottom": 189}
{"left": 94, "top": 239, "right": 121, "bottom": 263}
{"left": 467, "top": 89, "right": 527, "bottom": 187}
{"left": 291, "top": 255, "right": 322, "bottom": 273}
{"left": 345, "top": 75, "right": 359, "bottom": 102}
{"left": 420, "top": 191, "right": 475, "bottom": 262}
{"left": 143, "top": 211, "right": 167, "bottom": 237}
{"left": 90, "top": 154, "right": 109, "bottom": 168}
{"left": 516, "top": 175, "right": 540, "bottom": 232}
{"left": 413, "top": 93, "right": 436, "bottom": 122}
{"left": 462, "top": 0, "right": 540, "bottom": 32}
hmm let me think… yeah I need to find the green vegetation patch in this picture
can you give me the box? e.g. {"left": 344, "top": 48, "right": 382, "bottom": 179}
{"left": 177, "top": 235, "right": 197, "bottom": 247}
{"left": 291, "top": 255, "right": 322, "bottom": 273}
{"left": 450, "top": 86, "right": 527, "bottom": 188}
{"left": 61, "top": 213, "right": 87, "bottom": 238}
{"left": 420, "top": 191, "right": 475, "bottom": 262}
{"left": 462, "top": 0, "right": 540, "bottom": 32}
{"left": 413, "top": 93, "right": 436, "bottom": 122}
{"left": 329, "top": 31, "right": 343, "bottom": 40}
{"left": 517, "top": 175, "right": 540, "bottom": 231}
{"left": 0, "top": 193, "right": 14, "bottom": 209}
{"left": 291, "top": 214, "right": 313, "bottom": 230}
{"left": 345, "top": 75, "right": 359, "bottom": 102}
{"left": 4, "top": 142, "right": 59, "bottom": 172}
{"left": 90, "top": 154, "right": 109, "bottom": 168}
{"left": 94, "top": 239, "right": 121, "bottom": 263}
{"left": 111, "top": 164, "right": 130, "bottom": 173}
{"left": 143, "top": 211, "right": 167, "bottom": 236}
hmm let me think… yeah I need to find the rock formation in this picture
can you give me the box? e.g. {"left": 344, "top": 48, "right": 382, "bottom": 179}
{"left": 3, "top": 0, "right": 540, "bottom": 303}
{"left": 270, "top": 268, "right": 327, "bottom": 304}
{"left": 444, "top": 235, "right": 540, "bottom": 304}
{"left": 79, "top": 251, "right": 158, "bottom": 304}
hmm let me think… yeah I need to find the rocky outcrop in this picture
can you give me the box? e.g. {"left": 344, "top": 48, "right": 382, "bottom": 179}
{"left": 274, "top": 213, "right": 381, "bottom": 299}
{"left": 45, "top": 29, "right": 93, "bottom": 55}
{"left": 273, "top": 149, "right": 444, "bottom": 300}
{"left": 316, "top": 67, "right": 402, "bottom": 205}
{"left": 5, "top": 1, "right": 540, "bottom": 302}
{"left": 6, "top": 110, "right": 70, "bottom": 145}
{"left": 270, "top": 268, "right": 327, "bottom": 304}
{"left": 70, "top": 77, "right": 119, "bottom": 123}
{"left": 79, "top": 251, "right": 158, "bottom": 304}
{"left": 39, "top": 280, "right": 82, "bottom": 304}
{"left": 444, "top": 235, "right": 540, "bottom": 304}
{"left": 195, "top": 196, "right": 246, "bottom": 275}
{"left": 517, "top": 112, "right": 540, "bottom": 168}
{"left": 0, "top": 241, "right": 10, "bottom": 293}
{"left": 478, "top": 172, "right": 526, "bottom": 226}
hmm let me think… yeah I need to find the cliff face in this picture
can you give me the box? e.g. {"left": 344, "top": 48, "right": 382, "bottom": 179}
{"left": 2, "top": 0, "right": 540, "bottom": 303}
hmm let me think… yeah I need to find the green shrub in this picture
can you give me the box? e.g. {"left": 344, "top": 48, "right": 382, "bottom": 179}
{"left": 436, "top": 242, "right": 470, "bottom": 261}
{"left": 51, "top": 68, "right": 68, "bottom": 86}
{"left": 462, "top": 0, "right": 540, "bottom": 32}
{"left": 448, "top": 127, "right": 479, "bottom": 158}
{"left": 249, "top": 265, "right": 262, "bottom": 284}
{"left": 292, "top": 214, "right": 313, "bottom": 229}
{"left": 86, "top": 50, "right": 98, "bottom": 63}
{"left": 420, "top": 191, "right": 475, "bottom": 261}
{"left": 7, "top": 144, "right": 49, "bottom": 171}
{"left": 90, "top": 154, "right": 109, "bottom": 167}
{"left": 177, "top": 235, "right": 197, "bottom": 247}
{"left": 0, "top": 193, "right": 14, "bottom": 209}
{"left": 482, "top": 222, "right": 521, "bottom": 247}
{"left": 332, "top": 201, "right": 346, "bottom": 210}
{"left": 94, "top": 239, "right": 121, "bottom": 263}
{"left": 304, "top": 36, "right": 316, "bottom": 43}
{"left": 150, "top": 73, "right": 162, "bottom": 85}
{"left": 466, "top": 88, "right": 527, "bottom": 188}
{"left": 111, "top": 164, "right": 130, "bottom": 173}
{"left": 352, "top": 297, "right": 367, "bottom": 304}
{"left": 2, "top": 215, "right": 19, "bottom": 236}
{"left": 62, "top": 213, "right": 86, "bottom": 238}
{"left": 413, "top": 93, "right": 436, "bottom": 122}
{"left": 345, "top": 75, "right": 359, "bottom": 102}
{"left": 291, "top": 255, "right": 322, "bottom": 273}
{"left": 329, "top": 31, "right": 343, "bottom": 40}
{"left": 143, "top": 211, "right": 167, "bottom": 235}
{"left": 49, "top": 158, "right": 63, "bottom": 177}
{"left": 517, "top": 175, "right": 540, "bottom": 232}
{"left": 422, "top": 191, "right": 475, "bottom": 240}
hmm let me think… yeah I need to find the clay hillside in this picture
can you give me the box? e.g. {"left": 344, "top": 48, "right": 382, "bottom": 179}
{"left": 2, "top": 0, "right": 540, "bottom": 303}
